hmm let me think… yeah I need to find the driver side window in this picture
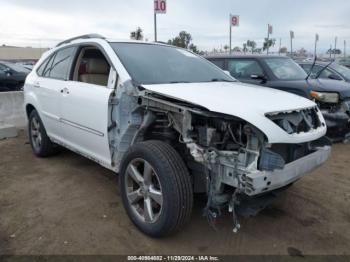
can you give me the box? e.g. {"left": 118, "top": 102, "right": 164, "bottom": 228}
{"left": 227, "top": 59, "right": 263, "bottom": 79}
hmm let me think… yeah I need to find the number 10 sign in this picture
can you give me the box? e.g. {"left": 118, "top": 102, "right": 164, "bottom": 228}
{"left": 154, "top": 0, "right": 166, "bottom": 14}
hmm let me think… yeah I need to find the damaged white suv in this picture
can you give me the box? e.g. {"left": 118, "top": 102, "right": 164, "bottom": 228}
{"left": 24, "top": 34, "right": 331, "bottom": 237}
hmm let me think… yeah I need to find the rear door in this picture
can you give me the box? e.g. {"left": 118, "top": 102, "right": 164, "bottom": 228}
{"left": 34, "top": 46, "right": 76, "bottom": 140}
{"left": 59, "top": 46, "right": 115, "bottom": 166}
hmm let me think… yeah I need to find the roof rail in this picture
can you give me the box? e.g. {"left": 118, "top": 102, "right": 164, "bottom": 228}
{"left": 56, "top": 34, "right": 105, "bottom": 47}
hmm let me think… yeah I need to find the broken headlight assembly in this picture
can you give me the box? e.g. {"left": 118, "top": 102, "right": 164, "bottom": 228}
{"left": 310, "top": 91, "right": 339, "bottom": 104}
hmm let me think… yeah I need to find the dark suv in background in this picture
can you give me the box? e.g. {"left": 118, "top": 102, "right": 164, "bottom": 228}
{"left": 205, "top": 55, "right": 350, "bottom": 141}
{"left": 0, "top": 61, "right": 30, "bottom": 92}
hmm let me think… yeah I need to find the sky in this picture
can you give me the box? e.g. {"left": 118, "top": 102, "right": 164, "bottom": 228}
{"left": 1, "top": 0, "right": 350, "bottom": 54}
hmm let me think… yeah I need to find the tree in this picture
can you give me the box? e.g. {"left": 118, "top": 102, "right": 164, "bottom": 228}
{"left": 263, "top": 38, "right": 276, "bottom": 51}
{"left": 168, "top": 31, "right": 192, "bottom": 49}
{"left": 279, "top": 46, "right": 288, "bottom": 54}
{"left": 327, "top": 48, "right": 342, "bottom": 55}
{"left": 232, "top": 46, "right": 241, "bottom": 52}
{"left": 242, "top": 43, "right": 248, "bottom": 54}
{"left": 223, "top": 45, "right": 229, "bottom": 52}
{"left": 168, "top": 31, "right": 202, "bottom": 54}
{"left": 130, "top": 27, "right": 144, "bottom": 40}
{"left": 246, "top": 40, "right": 257, "bottom": 53}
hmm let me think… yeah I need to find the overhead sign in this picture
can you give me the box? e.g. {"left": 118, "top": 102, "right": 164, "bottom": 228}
{"left": 290, "top": 30, "right": 295, "bottom": 39}
{"left": 268, "top": 24, "right": 273, "bottom": 34}
{"left": 154, "top": 0, "right": 166, "bottom": 14}
{"left": 230, "top": 15, "right": 239, "bottom": 27}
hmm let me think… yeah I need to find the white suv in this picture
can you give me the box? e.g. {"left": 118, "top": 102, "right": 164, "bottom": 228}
{"left": 24, "top": 34, "right": 331, "bottom": 237}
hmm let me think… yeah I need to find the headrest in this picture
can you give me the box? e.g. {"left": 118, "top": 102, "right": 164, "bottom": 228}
{"left": 85, "top": 58, "right": 109, "bottom": 74}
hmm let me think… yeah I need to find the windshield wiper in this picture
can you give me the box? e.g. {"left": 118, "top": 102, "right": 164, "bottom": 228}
{"left": 305, "top": 56, "right": 317, "bottom": 80}
{"left": 315, "top": 61, "right": 334, "bottom": 79}
{"left": 210, "top": 78, "right": 236, "bottom": 82}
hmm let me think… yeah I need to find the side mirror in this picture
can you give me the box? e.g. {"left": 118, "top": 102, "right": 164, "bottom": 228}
{"left": 251, "top": 74, "right": 266, "bottom": 81}
{"left": 223, "top": 70, "right": 231, "bottom": 76}
{"left": 328, "top": 74, "right": 342, "bottom": 81}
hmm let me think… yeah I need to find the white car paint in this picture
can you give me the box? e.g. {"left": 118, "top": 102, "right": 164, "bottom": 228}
{"left": 24, "top": 37, "right": 327, "bottom": 169}
{"left": 143, "top": 82, "right": 327, "bottom": 144}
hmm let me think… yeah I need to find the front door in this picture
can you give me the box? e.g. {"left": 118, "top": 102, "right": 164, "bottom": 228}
{"left": 60, "top": 47, "right": 115, "bottom": 166}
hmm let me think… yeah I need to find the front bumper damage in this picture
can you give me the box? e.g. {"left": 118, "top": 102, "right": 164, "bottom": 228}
{"left": 212, "top": 144, "right": 331, "bottom": 197}
{"left": 240, "top": 145, "right": 331, "bottom": 195}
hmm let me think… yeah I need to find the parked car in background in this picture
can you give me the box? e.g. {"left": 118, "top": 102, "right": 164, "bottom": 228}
{"left": 336, "top": 57, "right": 350, "bottom": 69}
{"left": 205, "top": 55, "right": 350, "bottom": 141}
{"left": 298, "top": 61, "right": 350, "bottom": 82}
{"left": 15, "top": 61, "right": 36, "bottom": 71}
{"left": 0, "top": 61, "right": 30, "bottom": 91}
{"left": 24, "top": 34, "right": 330, "bottom": 237}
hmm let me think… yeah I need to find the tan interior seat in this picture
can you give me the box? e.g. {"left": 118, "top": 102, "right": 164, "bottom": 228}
{"left": 79, "top": 58, "right": 109, "bottom": 86}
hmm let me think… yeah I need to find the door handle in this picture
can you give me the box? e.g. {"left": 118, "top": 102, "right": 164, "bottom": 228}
{"left": 60, "top": 88, "right": 70, "bottom": 94}
{"left": 33, "top": 82, "right": 40, "bottom": 88}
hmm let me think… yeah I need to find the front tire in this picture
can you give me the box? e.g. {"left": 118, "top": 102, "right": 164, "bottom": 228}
{"left": 28, "top": 110, "right": 59, "bottom": 157}
{"left": 119, "top": 140, "right": 193, "bottom": 237}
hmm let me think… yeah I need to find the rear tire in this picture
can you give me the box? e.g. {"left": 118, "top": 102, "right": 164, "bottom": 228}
{"left": 28, "top": 110, "right": 59, "bottom": 157}
{"left": 119, "top": 140, "right": 193, "bottom": 237}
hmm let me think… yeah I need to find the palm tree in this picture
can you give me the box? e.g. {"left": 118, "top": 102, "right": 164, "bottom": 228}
{"left": 130, "top": 27, "right": 144, "bottom": 40}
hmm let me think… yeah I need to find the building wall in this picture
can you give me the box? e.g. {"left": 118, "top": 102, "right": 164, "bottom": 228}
{"left": 0, "top": 46, "right": 49, "bottom": 61}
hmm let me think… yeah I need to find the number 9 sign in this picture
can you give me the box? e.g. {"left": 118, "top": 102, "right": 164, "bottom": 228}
{"left": 154, "top": 0, "right": 166, "bottom": 14}
{"left": 230, "top": 15, "right": 239, "bottom": 27}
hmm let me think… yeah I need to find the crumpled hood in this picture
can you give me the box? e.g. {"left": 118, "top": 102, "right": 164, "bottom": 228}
{"left": 142, "top": 81, "right": 326, "bottom": 144}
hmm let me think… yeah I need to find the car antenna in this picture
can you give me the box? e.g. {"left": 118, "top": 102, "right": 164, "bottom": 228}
{"left": 305, "top": 55, "right": 317, "bottom": 81}
{"left": 315, "top": 60, "right": 334, "bottom": 79}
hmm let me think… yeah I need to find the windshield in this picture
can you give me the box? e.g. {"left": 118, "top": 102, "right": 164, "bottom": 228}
{"left": 111, "top": 43, "right": 235, "bottom": 85}
{"left": 3, "top": 62, "right": 30, "bottom": 73}
{"left": 264, "top": 58, "right": 307, "bottom": 80}
{"left": 331, "top": 63, "right": 350, "bottom": 79}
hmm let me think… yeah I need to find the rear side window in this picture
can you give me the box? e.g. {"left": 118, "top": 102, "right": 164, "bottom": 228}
{"left": 227, "top": 59, "right": 263, "bottom": 79}
{"left": 41, "top": 47, "right": 76, "bottom": 80}
{"left": 209, "top": 59, "right": 225, "bottom": 69}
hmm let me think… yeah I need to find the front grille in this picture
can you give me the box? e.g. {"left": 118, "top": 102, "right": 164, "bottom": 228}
{"left": 266, "top": 107, "right": 322, "bottom": 134}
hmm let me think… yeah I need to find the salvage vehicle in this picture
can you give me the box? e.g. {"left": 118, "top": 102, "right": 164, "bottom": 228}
{"left": 0, "top": 61, "right": 30, "bottom": 92}
{"left": 24, "top": 35, "right": 330, "bottom": 237}
{"left": 206, "top": 55, "right": 350, "bottom": 141}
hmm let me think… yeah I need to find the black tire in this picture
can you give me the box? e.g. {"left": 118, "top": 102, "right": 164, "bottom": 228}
{"left": 119, "top": 140, "right": 193, "bottom": 237}
{"left": 28, "top": 109, "right": 59, "bottom": 157}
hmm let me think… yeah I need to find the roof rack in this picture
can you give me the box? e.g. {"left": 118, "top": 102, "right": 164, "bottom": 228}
{"left": 56, "top": 34, "right": 105, "bottom": 47}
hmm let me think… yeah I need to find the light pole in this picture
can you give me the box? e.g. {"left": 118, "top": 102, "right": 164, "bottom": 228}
{"left": 334, "top": 37, "right": 338, "bottom": 59}
{"left": 290, "top": 31, "right": 294, "bottom": 58}
{"left": 314, "top": 34, "right": 319, "bottom": 58}
{"left": 344, "top": 40, "right": 346, "bottom": 58}
{"left": 267, "top": 24, "right": 272, "bottom": 55}
{"left": 154, "top": 13, "right": 157, "bottom": 42}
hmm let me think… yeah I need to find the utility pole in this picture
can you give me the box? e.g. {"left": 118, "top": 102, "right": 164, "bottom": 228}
{"left": 329, "top": 44, "right": 332, "bottom": 59}
{"left": 344, "top": 40, "right": 346, "bottom": 58}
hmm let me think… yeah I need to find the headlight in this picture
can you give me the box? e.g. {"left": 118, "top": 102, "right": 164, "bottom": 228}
{"left": 310, "top": 91, "right": 339, "bottom": 103}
